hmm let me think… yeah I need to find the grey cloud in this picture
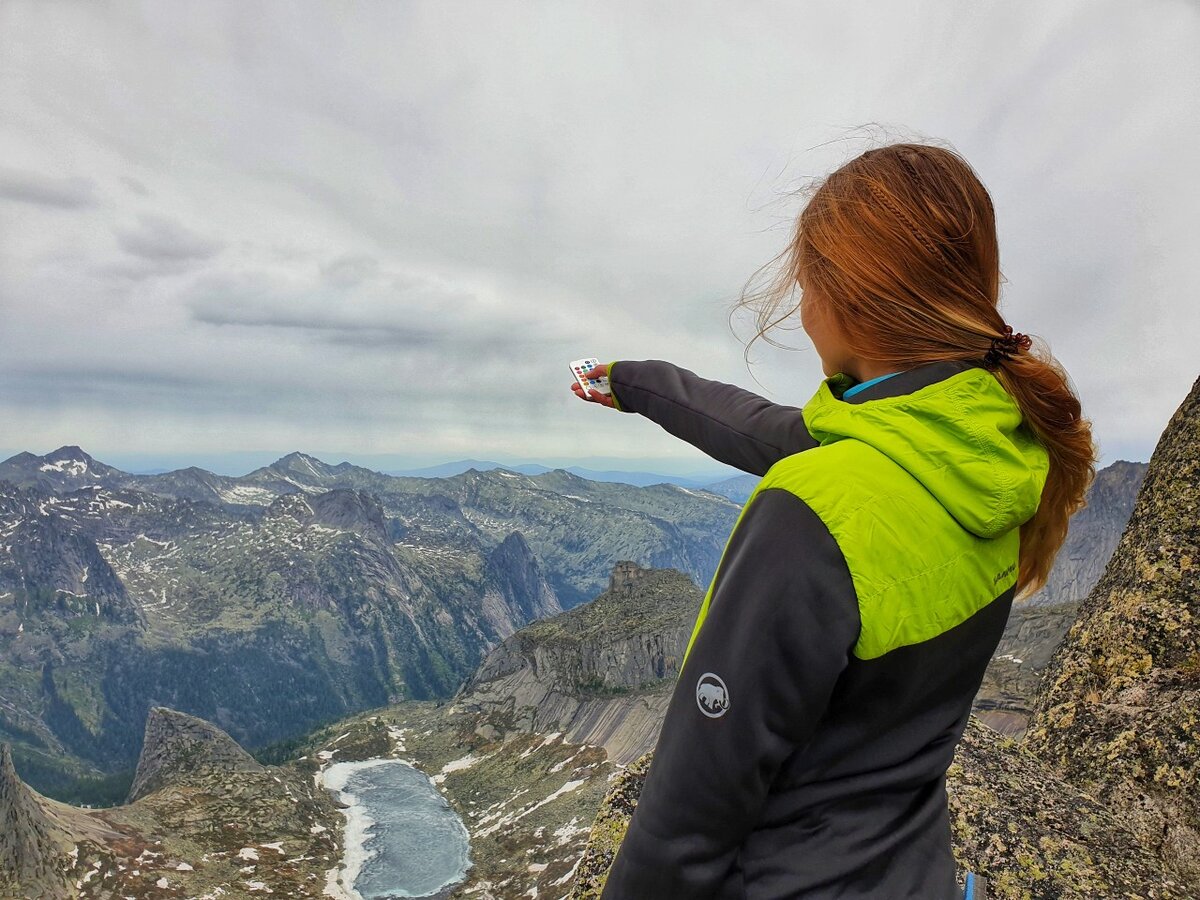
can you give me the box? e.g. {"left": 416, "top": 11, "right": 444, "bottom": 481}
{"left": 318, "top": 324, "right": 550, "bottom": 356}
{"left": 96, "top": 256, "right": 209, "bottom": 283}
{"left": 120, "top": 175, "right": 150, "bottom": 196}
{"left": 321, "top": 254, "right": 380, "bottom": 287}
{"left": 189, "top": 293, "right": 556, "bottom": 357}
{"left": 0, "top": 167, "right": 96, "bottom": 208}
{"left": 183, "top": 266, "right": 563, "bottom": 354}
{"left": 191, "top": 298, "right": 443, "bottom": 346}
{"left": 0, "top": 1, "right": 1195, "bottom": 469}
{"left": 0, "top": 366, "right": 220, "bottom": 406}
{"left": 0, "top": 357, "right": 508, "bottom": 421}
{"left": 0, "top": 364, "right": 342, "bottom": 419}
{"left": 115, "top": 214, "right": 224, "bottom": 261}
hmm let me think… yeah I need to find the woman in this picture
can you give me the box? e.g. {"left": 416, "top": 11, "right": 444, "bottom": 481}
{"left": 571, "top": 142, "right": 1096, "bottom": 899}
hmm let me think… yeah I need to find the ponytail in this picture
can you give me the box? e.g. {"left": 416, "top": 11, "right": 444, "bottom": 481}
{"left": 988, "top": 340, "right": 1097, "bottom": 598}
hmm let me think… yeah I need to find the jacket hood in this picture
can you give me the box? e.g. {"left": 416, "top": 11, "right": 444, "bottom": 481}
{"left": 801, "top": 365, "right": 1050, "bottom": 539}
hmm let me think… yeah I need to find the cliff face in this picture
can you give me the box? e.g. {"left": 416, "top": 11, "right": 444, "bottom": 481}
{"left": 1023, "top": 374, "right": 1200, "bottom": 884}
{"left": 0, "top": 743, "right": 73, "bottom": 898}
{"left": 476, "top": 530, "right": 564, "bottom": 638}
{"left": 1020, "top": 459, "right": 1148, "bottom": 607}
{"left": 451, "top": 560, "right": 700, "bottom": 764}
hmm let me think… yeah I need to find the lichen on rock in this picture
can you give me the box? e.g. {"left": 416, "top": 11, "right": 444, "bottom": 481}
{"left": 1024, "top": 373, "right": 1200, "bottom": 885}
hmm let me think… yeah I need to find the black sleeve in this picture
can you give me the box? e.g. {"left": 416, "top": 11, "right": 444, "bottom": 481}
{"left": 605, "top": 359, "right": 819, "bottom": 476}
{"left": 599, "top": 488, "right": 861, "bottom": 899}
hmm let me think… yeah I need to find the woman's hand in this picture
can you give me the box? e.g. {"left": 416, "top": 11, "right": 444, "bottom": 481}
{"left": 570, "top": 362, "right": 616, "bottom": 408}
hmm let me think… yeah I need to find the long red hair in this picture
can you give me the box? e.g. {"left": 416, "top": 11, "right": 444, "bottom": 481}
{"left": 732, "top": 141, "right": 1097, "bottom": 600}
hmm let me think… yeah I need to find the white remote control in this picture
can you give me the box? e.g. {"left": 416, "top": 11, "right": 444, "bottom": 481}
{"left": 569, "top": 357, "right": 612, "bottom": 397}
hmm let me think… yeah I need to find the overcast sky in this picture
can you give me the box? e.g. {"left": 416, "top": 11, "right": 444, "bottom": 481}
{"left": 1, "top": 1, "right": 1197, "bottom": 478}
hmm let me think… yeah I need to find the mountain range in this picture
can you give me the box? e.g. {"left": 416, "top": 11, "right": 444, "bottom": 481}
{"left": 0, "top": 446, "right": 741, "bottom": 801}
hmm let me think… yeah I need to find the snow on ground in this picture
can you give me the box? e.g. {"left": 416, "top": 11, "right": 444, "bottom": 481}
{"left": 310, "top": 524, "right": 348, "bottom": 535}
{"left": 473, "top": 779, "right": 587, "bottom": 838}
{"left": 551, "top": 854, "right": 585, "bottom": 887}
{"left": 394, "top": 541, "right": 468, "bottom": 558}
{"left": 387, "top": 725, "right": 408, "bottom": 752}
{"left": 552, "top": 816, "right": 589, "bottom": 846}
{"left": 431, "top": 750, "right": 492, "bottom": 785}
{"left": 519, "top": 732, "right": 562, "bottom": 759}
{"left": 548, "top": 749, "right": 587, "bottom": 774}
{"left": 323, "top": 866, "right": 360, "bottom": 899}
{"left": 39, "top": 459, "right": 89, "bottom": 476}
{"left": 219, "top": 485, "right": 278, "bottom": 506}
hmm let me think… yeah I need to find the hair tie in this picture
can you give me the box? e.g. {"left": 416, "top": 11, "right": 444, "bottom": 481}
{"left": 984, "top": 325, "right": 1031, "bottom": 367}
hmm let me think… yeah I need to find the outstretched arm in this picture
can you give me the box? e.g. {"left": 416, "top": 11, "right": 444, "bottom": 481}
{"left": 604, "top": 359, "right": 819, "bottom": 477}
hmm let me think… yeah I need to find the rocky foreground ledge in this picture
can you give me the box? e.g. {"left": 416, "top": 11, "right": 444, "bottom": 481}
{"left": 1024, "top": 373, "right": 1200, "bottom": 886}
{"left": 568, "top": 716, "right": 1196, "bottom": 900}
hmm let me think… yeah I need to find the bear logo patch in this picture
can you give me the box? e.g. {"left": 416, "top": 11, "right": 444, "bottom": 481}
{"left": 696, "top": 672, "right": 730, "bottom": 718}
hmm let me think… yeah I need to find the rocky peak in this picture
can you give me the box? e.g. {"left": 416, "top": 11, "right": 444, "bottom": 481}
{"left": 455, "top": 564, "right": 703, "bottom": 761}
{"left": 2, "top": 515, "right": 138, "bottom": 624}
{"left": 270, "top": 451, "right": 336, "bottom": 481}
{"left": 0, "top": 743, "right": 70, "bottom": 894}
{"left": 0, "top": 450, "right": 40, "bottom": 467}
{"left": 608, "top": 560, "right": 651, "bottom": 595}
{"left": 44, "top": 445, "right": 93, "bottom": 464}
{"left": 0, "top": 445, "right": 125, "bottom": 493}
{"left": 1023, "top": 373, "right": 1200, "bottom": 884}
{"left": 309, "top": 488, "right": 389, "bottom": 541}
{"left": 486, "top": 531, "right": 554, "bottom": 598}
{"left": 127, "top": 707, "right": 265, "bottom": 803}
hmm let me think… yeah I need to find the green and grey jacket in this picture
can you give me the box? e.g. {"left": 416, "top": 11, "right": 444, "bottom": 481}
{"left": 597, "top": 358, "right": 1049, "bottom": 900}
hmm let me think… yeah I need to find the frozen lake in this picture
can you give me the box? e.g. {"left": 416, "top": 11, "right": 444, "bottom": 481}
{"left": 322, "top": 758, "right": 472, "bottom": 900}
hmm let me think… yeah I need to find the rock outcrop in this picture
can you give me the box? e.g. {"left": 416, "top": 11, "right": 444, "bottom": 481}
{"left": 126, "top": 706, "right": 265, "bottom": 802}
{"left": 452, "top": 561, "right": 700, "bottom": 763}
{"left": 1024, "top": 374, "right": 1200, "bottom": 884}
{"left": 308, "top": 488, "right": 390, "bottom": 542}
{"left": 477, "top": 530, "right": 564, "bottom": 637}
